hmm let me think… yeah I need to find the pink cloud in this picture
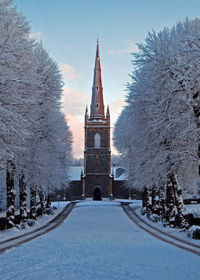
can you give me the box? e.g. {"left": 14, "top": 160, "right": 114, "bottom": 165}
{"left": 62, "top": 86, "right": 90, "bottom": 116}
{"left": 108, "top": 41, "right": 138, "bottom": 55}
{"left": 60, "top": 64, "right": 80, "bottom": 80}
{"left": 109, "top": 99, "right": 127, "bottom": 121}
{"left": 65, "top": 114, "right": 84, "bottom": 159}
{"left": 62, "top": 86, "right": 89, "bottom": 158}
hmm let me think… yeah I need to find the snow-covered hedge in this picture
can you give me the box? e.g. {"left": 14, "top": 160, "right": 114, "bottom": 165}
{"left": 185, "top": 207, "right": 200, "bottom": 227}
{"left": 187, "top": 226, "right": 200, "bottom": 239}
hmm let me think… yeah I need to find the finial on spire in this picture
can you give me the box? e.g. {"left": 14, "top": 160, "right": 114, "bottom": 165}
{"left": 111, "top": 167, "right": 114, "bottom": 177}
{"left": 97, "top": 37, "right": 99, "bottom": 44}
{"left": 85, "top": 105, "right": 88, "bottom": 122}
{"left": 106, "top": 105, "right": 110, "bottom": 116}
{"left": 106, "top": 105, "right": 110, "bottom": 123}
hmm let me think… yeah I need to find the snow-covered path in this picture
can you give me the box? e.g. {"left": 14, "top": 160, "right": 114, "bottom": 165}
{"left": 0, "top": 200, "right": 200, "bottom": 280}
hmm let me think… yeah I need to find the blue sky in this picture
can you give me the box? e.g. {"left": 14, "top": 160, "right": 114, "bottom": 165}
{"left": 14, "top": 0, "right": 200, "bottom": 158}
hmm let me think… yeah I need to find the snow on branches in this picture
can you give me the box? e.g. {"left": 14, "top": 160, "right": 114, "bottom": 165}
{"left": 0, "top": 0, "right": 72, "bottom": 228}
{"left": 114, "top": 18, "right": 200, "bottom": 228}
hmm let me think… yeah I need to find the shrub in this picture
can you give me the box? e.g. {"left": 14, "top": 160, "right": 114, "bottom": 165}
{"left": 187, "top": 226, "right": 200, "bottom": 239}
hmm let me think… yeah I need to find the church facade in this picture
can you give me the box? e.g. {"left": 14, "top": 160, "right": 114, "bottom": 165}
{"left": 82, "top": 39, "right": 112, "bottom": 198}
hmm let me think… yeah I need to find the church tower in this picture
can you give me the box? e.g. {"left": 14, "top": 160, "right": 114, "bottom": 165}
{"left": 83, "top": 40, "right": 112, "bottom": 198}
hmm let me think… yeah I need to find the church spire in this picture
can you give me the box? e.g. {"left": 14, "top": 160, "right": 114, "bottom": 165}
{"left": 90, "top": 39, "right": 105, "bottom": 120}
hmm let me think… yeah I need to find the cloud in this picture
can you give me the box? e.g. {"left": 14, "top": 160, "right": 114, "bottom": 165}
{"left": 62, "top": 86, "right": 90, "bottom": 158}
{"left": 109, "top": 99, "right": 127, "bottom": 121}
{"left": 60, "top": 64, "right": 80, "bottom": 80}
{"left": 62, "top": 86, "right": 90, "bottom": 116}
{"left": 108, "top": 41, "right": 138, "bottom": 55}
{"left": 65, "top": 114, "right": 84, "bottom": 159}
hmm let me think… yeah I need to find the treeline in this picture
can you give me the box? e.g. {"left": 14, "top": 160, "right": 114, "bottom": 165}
{"left": 0, "top": 0, "right": 72, "bottom": 229}
{"left": 114, "top": 18, "right": 200, "bottom": 229}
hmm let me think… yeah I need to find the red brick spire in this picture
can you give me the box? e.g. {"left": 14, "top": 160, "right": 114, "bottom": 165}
{"left": 90, "top": 39, "right": 105, "bottom": 120}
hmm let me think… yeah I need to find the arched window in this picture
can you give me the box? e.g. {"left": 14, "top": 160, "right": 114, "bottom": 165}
{"left": 94, "top": 133, "right": 101, "bottom": 148}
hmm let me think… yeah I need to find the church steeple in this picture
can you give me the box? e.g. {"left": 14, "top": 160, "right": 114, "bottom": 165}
{"left": 83, "top": 40, "right": 112, "bottom": 198}
{"left": 90, "top": 39, "right": 105, "bottom": 120}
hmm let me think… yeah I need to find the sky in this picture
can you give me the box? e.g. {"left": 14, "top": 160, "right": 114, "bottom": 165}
{"left": 14, "top": 0, "right": 200, "bottom": 158}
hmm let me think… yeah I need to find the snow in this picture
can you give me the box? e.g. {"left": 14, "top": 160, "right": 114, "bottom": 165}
{"left": 0, "top": 200, "right": 199, "bottom": 280}
{"left": 51, "top": 201, "right": 70, "bottom": 209}
{"left": 129, "top": 202, "right": 200, "bottom": 246}
{"left": 185, "top": 204, "right": 200, "bottom": 211}
{"left": 185, "top": 204, "right": 200, "bottom": 218}
{"left": 0, "top": 0, "right": 72, "bottom": 210}
{"left": 0, "top": 201, "right": 69, "bottom": 243}
{"left": 113, "top": 167, "right": 127, "bottom": 181}
{"left": 0, "top": 212, "right": 6, "bottom": 218}
{"left": 188, "top": 225, "right": 200, "bottom": 239}
{"left": 114, "top": 18, "right": 200, "bottom": 195}
{"left": 116, "top": 199, "right": 142, "bottom": 206}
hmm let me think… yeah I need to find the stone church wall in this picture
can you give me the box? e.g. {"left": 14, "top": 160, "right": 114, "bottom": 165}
{"left": 112, "top": 180, "right": 129, "bottom": 199}
{"left": 68, "top": 180, "right": 83, "bottom": 200}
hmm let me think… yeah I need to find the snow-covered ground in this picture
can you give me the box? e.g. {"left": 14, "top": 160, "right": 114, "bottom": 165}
{"left": 116, "top": 198, "right": 142, "bottom": 206}
{"left": 129, "top": 202, "right": 200, "bottom": 246}
{"left": 0, "top": 200, "right": 199, "bottom": 280}
{"left": 0, "top": 201, "right": 69, "bottom": 243}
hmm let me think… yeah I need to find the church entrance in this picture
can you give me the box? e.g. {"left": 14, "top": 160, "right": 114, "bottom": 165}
{"left": 93, "top": 186, "right": 102, "bottom": 201}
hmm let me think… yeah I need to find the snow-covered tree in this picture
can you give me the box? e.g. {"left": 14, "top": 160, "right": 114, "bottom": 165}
{"left": 0, "top": 0, "right": 36, "bottom": 226}
{"left": 0, "top": 0, "right": 72, "bottom": 227}
{"left": 25, "top": 43, "right": 72, "bottom": 217}
{"left": 114, "top": 18, "right": 200, "bottom": 228}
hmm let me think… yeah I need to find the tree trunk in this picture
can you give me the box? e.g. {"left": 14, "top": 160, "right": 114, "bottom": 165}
{"left": 166, "top": 177, "right": 176, "bottom": 227}
{"left": 151, "top": 185, "right": 157, "bottom": 213}
{"left": 6, "top": 162, "right": 15, "bottom": 229}
{"left": 30, "top": 186, "right": 37, "bottom": 220}
{"left": 142, "top": 186, "right": 151, "bottom": 215}
{"left": 19, "top": 173, "right": 27, "bottom": 222}
{"left": 142, "top": 186, "right": 148, "bottom": 207}
{"left": 39, "top": 190, "right": 45, "bottom": 215}
{"left": 46, "top": 189, "right": 51, "bottom": 209}
{"left": 159, "top": 183, "right": 166, "bottom": 221}
{"left": 171, "top": 173, "right": 189, "bottom": 229}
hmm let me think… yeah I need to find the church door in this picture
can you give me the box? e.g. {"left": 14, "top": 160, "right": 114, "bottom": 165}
{"left": 93, "top": 186, "right": 102, "bottom": 201}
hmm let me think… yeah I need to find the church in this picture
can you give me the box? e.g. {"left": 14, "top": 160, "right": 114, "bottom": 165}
{"left": 82, "top": 39, "right": 112, "bottom": 198}
{"left": 64, "top": 41, "right": 128, "bottom": 200}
